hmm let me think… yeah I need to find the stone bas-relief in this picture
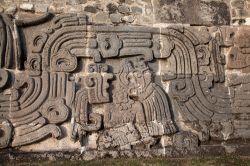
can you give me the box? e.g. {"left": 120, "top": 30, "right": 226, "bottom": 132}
{"left": 0, "top": 12, "right": 250, "bottom": 156}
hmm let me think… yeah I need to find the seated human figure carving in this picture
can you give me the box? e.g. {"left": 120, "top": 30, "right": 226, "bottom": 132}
{"left": 102, "top": 58, "right": 177, "bottom": 148}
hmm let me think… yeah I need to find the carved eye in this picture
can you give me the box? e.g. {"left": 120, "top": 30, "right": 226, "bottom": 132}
{"left": 48, "top": 106, "right": 59, "bottom": 116}
{"left": 57, "top": 58, "right": 70, "bottom": 67}
{"left": 31, "top": 60, "right": 38, "bottom": 69}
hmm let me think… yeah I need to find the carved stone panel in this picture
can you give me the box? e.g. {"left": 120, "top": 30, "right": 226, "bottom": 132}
{"left": 0, "top": 11, "right": 250, "bottom": 157}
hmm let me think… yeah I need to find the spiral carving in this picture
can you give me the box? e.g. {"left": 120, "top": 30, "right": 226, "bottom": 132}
{"left": 40, "top": 98, "right": 69, "bottom": 124}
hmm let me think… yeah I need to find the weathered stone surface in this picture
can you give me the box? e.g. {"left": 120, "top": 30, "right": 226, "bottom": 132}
{"left": 131, "top": 6, "right": 142, "bottom": 14}
{"left": 84, "top": 5, "right": 97, "bottom": 13}
{"left": 1, "top": 0, "right": 250, "bottom": 160}
{"left": 153, "top": 0, "right": 230, "bottom": 25}
{"left": 0, "top": 12, "right": 234, "bottom": 151}
{"left": 110, "top": 13, "right": 123, "bottom": 23}
{"left": 35, "top": 4, "right": 49, "bottom": 13}
{"left": 118, "top": 4, "right": 130, "bottom": 14}
{"left": 5, "top": 5, "right": 16, "bottom": 14}
{"left": 94, "top": 12, "right": 110, "bottom": 24}
{"left": 20, "top": 3, "right": 34, "bottom": 11}
{"left": 122, "top": 15, "right": 134, "bottom": 23}
{"left": 0, "top": 6, "right": 4, "bottom": 13}
{"left": 66, "top": 0, "right": 87, "bottom": 5}
{"left": 107, "top": 3, "right": 118, "bottom": 14}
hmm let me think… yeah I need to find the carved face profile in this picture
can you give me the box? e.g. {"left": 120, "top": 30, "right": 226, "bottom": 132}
{"left": 114, "top": 58, "right": 152, "bottom": 102}
{"left": 113, "top": 58, "right": 150, "bottom": 111}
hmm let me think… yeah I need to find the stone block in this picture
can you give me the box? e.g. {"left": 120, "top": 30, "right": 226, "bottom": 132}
{"left": 35, "top": 4, "right": 48, "bottom": 13}
{"left": 0, "top": 0, "right": 250, "bottom": 160}
{"left": 84, "top": 5, "right": 97, "bottom": 13}
{"left": 153, "top": 0, "right": 230, "bottom": 25}
{"left": 20, "top": 3, "right": 34, "bottom": 11}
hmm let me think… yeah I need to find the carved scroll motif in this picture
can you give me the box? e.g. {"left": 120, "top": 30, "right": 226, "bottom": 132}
{"left": 0, "top": 69, "right": 19, "bottom": 119}
{"left": 85, "top": 64, "right": 114, "bottom": 104}
{"left": 1, "top": 13, "right": 250, "bottom": 150}
{"left": 159, "top": 27, "right": 233, "bottom": 141}
{"left": 2, "top": 70, "right": 73, "bottom": 147}
{"left": 51, "top": 49, "right": 77, "bottom": 72}
{"left": 97, "top": 33, "right": 122, "bottom": 58}
{"left": 40, "top": 98, "right": 69, "bottom": 124}
{"left": 71, "top": 63, "right": 113, "bottom": 145}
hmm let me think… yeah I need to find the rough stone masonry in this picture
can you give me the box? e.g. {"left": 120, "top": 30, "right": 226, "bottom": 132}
{"left": 1, "top": 0, "right": 250, "bottom": 160}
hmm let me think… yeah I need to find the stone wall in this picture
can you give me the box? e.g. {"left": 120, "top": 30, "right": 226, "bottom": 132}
{"left": 0, "top": 0, "right": 241, "bottom": 25}
{"left": 1, "top": 0, "right": 250, "bottom": 159}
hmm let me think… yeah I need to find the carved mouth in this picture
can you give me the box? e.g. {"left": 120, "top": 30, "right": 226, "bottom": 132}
{"left": 129, "top": 94, "right": 139, "bottom": 101}
{"left": 128, "top": 89, "right": 139, "bottom": 100}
